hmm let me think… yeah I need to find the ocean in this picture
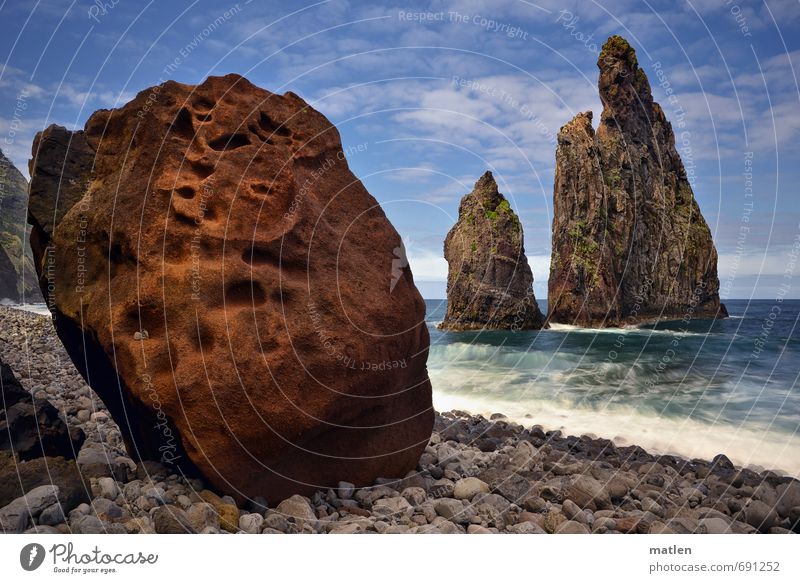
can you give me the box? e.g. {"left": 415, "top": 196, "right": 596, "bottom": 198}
{"left": 426, "top": 299, "right": 800, "bottom": 477}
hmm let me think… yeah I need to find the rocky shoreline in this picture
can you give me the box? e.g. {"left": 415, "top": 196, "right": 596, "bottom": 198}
{"left": 1, "top": 305, "right": 798, "bottom": 534}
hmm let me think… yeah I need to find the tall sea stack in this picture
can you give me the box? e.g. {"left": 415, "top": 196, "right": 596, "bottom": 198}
{"left": 441, "top": 171, "right": 546, "bottom": 330}
{"left": 548, "top": 36, "right": 726, "bottom": 326}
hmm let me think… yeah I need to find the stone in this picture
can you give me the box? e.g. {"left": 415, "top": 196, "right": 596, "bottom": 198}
{"left": 453, "top": 477, "right": 490, "bottom": 500}
{"left": 556, "top": 520, "right": 590, "bottom": 534}
{"left": 263, "top": 512, "right": 291, "bottom": 533}
{"left": 2, "top": 484, "right": 59, "bottom": 520}
{"left": 509, "top": 440, "right": 537, "bottom": 470}
{"left": 640, "top": 497, "right": 664, "bottom": 518}
{"left": 566, "top": 475, "right": 611, "bottom": 511}
{"left": 372, "top": 496, "right": 414, "bottom": 519}
{"left": 614, "top": 516, "right": 640, "bottom": 534}
{"left": 337, "top": 481, "right": 355, "bottom": 500}
{"left": 561, "top": 498, "right": 592, "bottom": 523}
{"left": 699, "top": 517, "right": 731, "bottom": 534}
{"left": 238, "top": 513, "right": 264, "bottom": 534}
{"left": 152, "top": 505, "right": 197, "bottom": 533}
{"left": 478, "top": 468, "right": 532, "bottom": 503}
{"left": 665, "top": 517, "right": 699, "bottom": 534}
{"left": 97, "top": 477, "right": 119, "bottom": 500}
{"left": 70, "top": 514, "right": 125, "bottom": 534}
{"left": 0, "top": 360, "right": 84, "bottom": 460}
{"left": 275, "top": 494, "right": 317, "bottom": 524}
{"left": 401, "top": 487, "right": 427, "bottom": 507}
{"left": 548, "top": 36, "right": 726, "bottom": 326}
{"left": 0, "top": 485, "right": 58, "bottom": 532}
{"left": 24, "top": 525, "right": 61, "bottom": 534}
{"left": 788, "top": 506, "right": 800, "bottom": 532}
{"left": 0, "top": 453, "right": 89, "bottom": 512}
{"left": 124, "top": 517, "right": 155, "bottom": 534}
{"left": 649, "top": 522, "right": 677, "bottom": 534}
{"left": 91, "top": 498, "right": 126, "bottom": 522}
{"left": 430, "top": 516, "right": 463, "bottom": 533}
{"left": 198, "top": 490, "right": 239, "bottom": 533}
{"left": 329, "top": 522, "right": 365, "bottom": 534}
{"left": 507, "top": 521, "right": 546, "bottom": 534}
{"left": 522, "top": 496, "right": 547, "bottom": 513}
{"left": 135, "top": 461, "right": 170, "bottom": 482}
{"left": 38, "top": 502, "right": 66, "bottom": 526}
{"left": 186, "top": 502, "right": 220, "bottom": 532}
{"left": 776, "top": 481, "right": 800, "bottom": 518}
{"left": 440, "top": 172, "right": 546, "bottom": 330}
{"left": 517, "top": 511, "right": 545, "bottom": 527}
{"left": 143, "top": 486, "right": 167, "bottom": 506}
{"left": 27, "top": 73, "right": 434, "bottom": 504}
{"left": 434, "top": 498, "right": 468, "bottom": 523}
{"left": 467, "top": 524, "right": 492, "bottom": 534}
{"left": 543, "top": 511, "right": 567, "bottom": 534}
{"left": 430, "top": 479, "right": 455, "bottom": 499}
{"left": 592, "top": 517, "right": 617, "bottom": 532}
{"left": 743, "top": 499, "right": 777, "bottom": 533}
{"left": 77, "top": 447, "right": 128, "bottom": 480}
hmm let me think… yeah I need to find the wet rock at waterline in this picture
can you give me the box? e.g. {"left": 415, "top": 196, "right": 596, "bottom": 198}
{"left": 27, "top": 74, "right": 433, "bottom": 503}
{"left": 440, "top": 172, "right": 546, "bottom": 331}
{"left": 548, "top": 36, "right": 726, "bottom": 327}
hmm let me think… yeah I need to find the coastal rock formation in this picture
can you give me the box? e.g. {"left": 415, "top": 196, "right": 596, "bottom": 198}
{"left": 27, "top": 74, "right": 433, "bottom": 503}
{"left": 548, "top": 36, "right": 726, "bottom": 326}
{"left": 441, "top": 172, "right": 545, "bottom": 330}
{"left": 0, "top": 249, "right": 17, "bottom": 300}
{"left": 0, "top": 149, "right": 41, "bottom": 302}
{"left": 0, "top": 359, "right": 84, "bottom": 460}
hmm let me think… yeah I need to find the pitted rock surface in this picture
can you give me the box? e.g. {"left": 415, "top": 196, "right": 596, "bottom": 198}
{"left": 27, "top": 74, "right": 433, "bottom": 503}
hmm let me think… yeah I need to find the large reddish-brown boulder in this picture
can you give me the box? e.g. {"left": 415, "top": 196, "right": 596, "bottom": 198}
{"left": 27, "top": 74, "right": 433, "bottom": 503}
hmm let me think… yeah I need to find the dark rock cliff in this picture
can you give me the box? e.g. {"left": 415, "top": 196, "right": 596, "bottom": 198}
{"left": 0, "top": 149, "right": 41, "bottom": 303}
{"left": 441, "top": 171, "right": 546, "bottom": 330}
{"left": 548, "top": 36, "right": 726, "bottom": 327}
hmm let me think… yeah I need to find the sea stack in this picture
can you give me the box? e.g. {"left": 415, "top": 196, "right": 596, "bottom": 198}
{"left": 0, "top": 149, "right": 41, "bottom": 303}
{"left": 441, "top": 172, "right": 546, "bottom": 330}
{"left": 27, "top": 74, "right": 433, "bottom": 503}
{"left": 548, "top": 36, "right": 726, "bottom": 326}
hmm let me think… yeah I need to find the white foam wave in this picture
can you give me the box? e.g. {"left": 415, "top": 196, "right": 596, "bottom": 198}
{"left": 546, "top": 322, "right": 715, "bottom": 338}
{"left": 433, "top": 390, "right": 800, "bottom": 477}
{"left": 429, "top": 342, "right": 575, "bottom": 370}
{"left": 4, "top": 303, "right": 51, "bottom": 316}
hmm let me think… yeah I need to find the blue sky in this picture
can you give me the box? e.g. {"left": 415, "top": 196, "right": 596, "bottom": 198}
{"left": 1, "top": 0, "right": 798, "bottom": 298}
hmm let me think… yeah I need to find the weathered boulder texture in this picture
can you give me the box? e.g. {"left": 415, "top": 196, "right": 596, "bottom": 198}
{"left": 548, "top": 36, "right": 726, "bottom": 326}
{"left": 27, "top": 74, "right": 433, "bottom": 503}
{"left": 441, "top": 171, "right": 545, "bottom": 330}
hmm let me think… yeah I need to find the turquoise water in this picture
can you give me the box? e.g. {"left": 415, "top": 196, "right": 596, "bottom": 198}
{"left": 426, "top": 299, "right": 800, "bottom": 476}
